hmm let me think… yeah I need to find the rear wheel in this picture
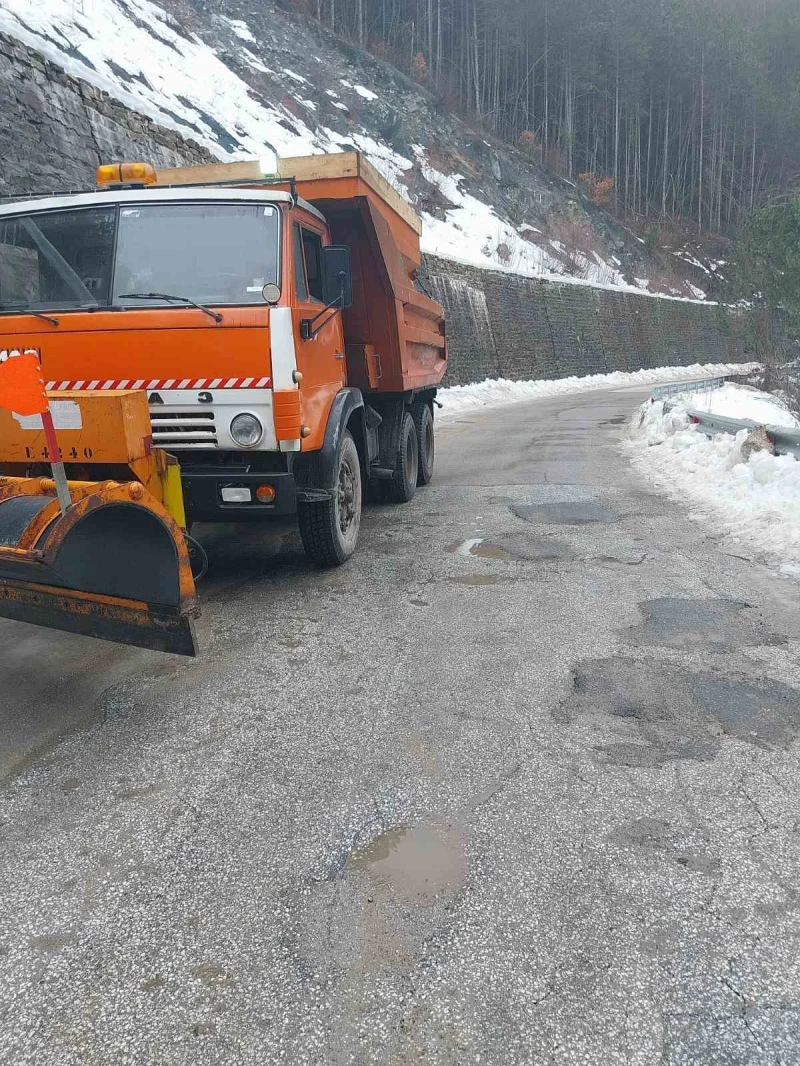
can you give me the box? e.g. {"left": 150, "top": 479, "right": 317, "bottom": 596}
{"left": 385, "top": 411, "right": 418, "bottom": 504}
{"left": 412, "top": 400, "right": 435, "bottom": 485}
{"left": 298, "top": 430, "right": 362, "bottom": 566}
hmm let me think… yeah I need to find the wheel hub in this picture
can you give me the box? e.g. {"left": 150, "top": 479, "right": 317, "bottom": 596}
{"left": 337, "top": 458, "right": 357, "bottom": 534}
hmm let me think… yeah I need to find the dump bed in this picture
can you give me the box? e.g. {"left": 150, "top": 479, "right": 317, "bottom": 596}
{"left": 156, "top": 153, "right": 447, "bottom": 394}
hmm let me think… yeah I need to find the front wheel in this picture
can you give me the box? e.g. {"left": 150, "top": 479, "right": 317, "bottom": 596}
{"left": 298, "top": 430, "right": 362, "bottom": 566}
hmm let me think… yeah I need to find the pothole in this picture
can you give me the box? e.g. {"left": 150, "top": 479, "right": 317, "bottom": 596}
{"left": 626, "top": 597, "right": 786, "bottom": 650}
{"left": 511, "top": 500, "right": 618, "bottom": 525}
{"left": 300, "top": 819, "right": 469, "bottom": 977}
{"left": 608, "top": 817, "right": 721, "bottom": 876}
{"left": 599, "top": 415, "right": 627, "bottom": 426}
{"left": 446, "top": 537, "right": 516, "bottom": 559}
{"left": 558, "top": 658, "right": 800, "bottom": 765}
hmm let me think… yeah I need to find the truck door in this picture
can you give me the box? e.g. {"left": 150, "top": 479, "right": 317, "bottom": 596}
{"left": 292, "top": 223, "right": 346, "bottom": 448}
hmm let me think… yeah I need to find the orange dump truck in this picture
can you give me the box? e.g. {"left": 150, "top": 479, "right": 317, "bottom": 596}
{"left": 0, "top": 153, "right": 446, "bottom": 654}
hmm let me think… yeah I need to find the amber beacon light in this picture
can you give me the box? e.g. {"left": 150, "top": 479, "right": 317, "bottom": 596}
{"left": 96, "top": 162, "right": 157, "bottom": 187}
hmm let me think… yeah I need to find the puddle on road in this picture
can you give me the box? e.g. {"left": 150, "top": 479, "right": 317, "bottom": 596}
{"left": 446, "top": 537, "right": 509, "bottom": 558}
{"left": 348, "top": 822, "right": 467, "bottom": 905}
{"left": 447, "top": 537, "right": 517, "bottom": 560}
{"left": 446, "top": 536, "right": 570, "bottom": 562}
{"left": 301, "top": 819, "right": 470, "bottom": 981}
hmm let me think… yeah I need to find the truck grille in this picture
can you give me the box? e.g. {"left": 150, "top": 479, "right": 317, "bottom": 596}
{"left": 150, "top": 410, "right": 217, "bottom": 448}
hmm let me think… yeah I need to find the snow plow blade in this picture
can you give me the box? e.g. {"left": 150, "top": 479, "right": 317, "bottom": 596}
{"left": 0, "top": 478, "right": 199, "bottom": 656}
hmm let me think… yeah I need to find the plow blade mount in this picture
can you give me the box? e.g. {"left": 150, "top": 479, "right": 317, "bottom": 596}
{"left": 0, "top": 481, "right": 199, "bottom": 655}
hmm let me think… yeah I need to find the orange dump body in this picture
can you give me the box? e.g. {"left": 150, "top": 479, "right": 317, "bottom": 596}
{"left": 287, "top": 154, "right": 447, "bottom": 394}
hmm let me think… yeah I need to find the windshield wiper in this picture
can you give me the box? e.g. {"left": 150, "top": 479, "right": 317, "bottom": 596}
{"left": 0, "top": 308, "right": 60, "bottom": 326}
{"left": 118, "top": 292, "right": 223, "bottom": 323}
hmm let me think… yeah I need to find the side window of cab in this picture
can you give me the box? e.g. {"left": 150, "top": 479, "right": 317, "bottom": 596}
{"left": 293, "top": 222, "right": 324, "bottom": 303}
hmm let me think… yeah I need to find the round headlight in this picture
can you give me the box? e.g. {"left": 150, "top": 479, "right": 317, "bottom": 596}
{"left": 230, "top": 412, "right": 263, "bottom": 448}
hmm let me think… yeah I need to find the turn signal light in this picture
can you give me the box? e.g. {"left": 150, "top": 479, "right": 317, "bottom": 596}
{"left": 255, "top": 484, "right": 276, "bottom": 503}
{"left": 96, "top": 162, "right": 157, "bottom": 187}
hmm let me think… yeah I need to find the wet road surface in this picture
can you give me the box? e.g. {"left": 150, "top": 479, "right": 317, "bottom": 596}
{"left": 2, "top": 384, "right": 800, "bottom": 1064}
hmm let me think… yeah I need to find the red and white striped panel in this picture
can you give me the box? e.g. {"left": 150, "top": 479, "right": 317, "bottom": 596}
{"left": 45, "top": 376, "right": 272, "bottom": 392}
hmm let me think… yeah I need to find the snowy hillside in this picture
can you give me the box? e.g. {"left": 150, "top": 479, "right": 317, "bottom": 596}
{"left": 0, "top": 0, "right": 707, "bottom": 299}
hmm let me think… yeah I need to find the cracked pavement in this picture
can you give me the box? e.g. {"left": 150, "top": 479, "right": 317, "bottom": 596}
{"left": 1, "top": 384, "right": 800, "bottom": 1064}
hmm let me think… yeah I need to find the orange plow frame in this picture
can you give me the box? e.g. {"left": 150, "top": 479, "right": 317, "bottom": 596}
{"left": 0, "top": 476, "right": 199, "bottom": 655}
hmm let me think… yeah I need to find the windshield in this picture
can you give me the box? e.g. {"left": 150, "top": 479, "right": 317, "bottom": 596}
{"left": 0, "top": 201, "right": 281, "bottom": 313}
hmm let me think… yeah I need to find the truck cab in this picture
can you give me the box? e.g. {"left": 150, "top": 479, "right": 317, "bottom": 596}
{"left": 0, "top": 153, "right": 447, "bottom": 572}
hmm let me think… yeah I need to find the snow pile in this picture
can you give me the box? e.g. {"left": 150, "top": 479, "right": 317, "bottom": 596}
{"left": 668, "top": 382, "right": 800, "bottom": 428}
{"left": 0, "top": 0, "right": 706, "bottom": 299}
{"left": 436, "top": 363, "right": 759, "bottom": 422}
{"left": 629, "top": 386, "right": 800, "bottom": 573}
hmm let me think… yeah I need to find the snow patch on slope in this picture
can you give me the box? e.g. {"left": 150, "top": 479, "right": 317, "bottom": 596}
{"left": 221, "top": 17, "right": 255, "bottom": 43}
{"left": 0, "top": 0, "right": 325, "bottom": 158}
{"left": 411, "top": 147, "right": 650, "bottom": 292}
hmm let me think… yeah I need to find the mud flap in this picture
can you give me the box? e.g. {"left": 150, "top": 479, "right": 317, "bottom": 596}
{"left": 0, "top": 485, "right": 199, "bottom": 656}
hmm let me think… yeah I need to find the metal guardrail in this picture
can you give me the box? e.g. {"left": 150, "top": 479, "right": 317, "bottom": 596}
{"left": 651, "top": 376, "right": 800, "bottom": 458}
{"left": 650, "top": 376, "right": 728, "bottom": 401}
{"left": 683, "top": 409, "right": 800, "bottom": 459}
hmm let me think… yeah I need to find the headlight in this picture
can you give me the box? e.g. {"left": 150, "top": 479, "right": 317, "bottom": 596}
{"left": 230, "top": 413, "right": 263, "bottom": 448}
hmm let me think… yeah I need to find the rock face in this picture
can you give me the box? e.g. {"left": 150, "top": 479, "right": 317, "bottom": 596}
{"left": 0, "top": 33, "right": 212, "bottom": 197}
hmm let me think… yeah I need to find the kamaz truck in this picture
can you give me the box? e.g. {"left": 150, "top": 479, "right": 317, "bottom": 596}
{"left": 0, "top": 152, "right": 447, "bottom": 654}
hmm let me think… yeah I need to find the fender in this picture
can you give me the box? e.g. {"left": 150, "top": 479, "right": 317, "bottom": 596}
{"left": 292, "top": 387, "right": 364, "bottom": 497}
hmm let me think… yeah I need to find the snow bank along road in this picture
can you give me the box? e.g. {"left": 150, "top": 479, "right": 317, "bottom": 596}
{"left": 2, "top": 383, "right": 800, "bottom": 1065}
{"left": 631, "top": 382, "right": 800, "bottom": 579}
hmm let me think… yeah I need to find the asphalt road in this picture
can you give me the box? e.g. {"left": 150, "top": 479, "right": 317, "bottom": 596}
{"left": 2, "top": 383, "right": 800, "bottom": 1066}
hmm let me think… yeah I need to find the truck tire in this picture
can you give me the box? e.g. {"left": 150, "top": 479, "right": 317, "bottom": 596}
{"left": 298, "top": 430, "right": 362, "bottom": 566}
{"left": 386, "top": 411, "right": 418, "bottom": 503}
{"left": 412, "top": 400, "right": 435, "bottom": 485}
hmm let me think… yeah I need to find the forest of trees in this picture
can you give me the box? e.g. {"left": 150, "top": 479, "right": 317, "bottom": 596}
{"left": 303, "top": 0, "right": 800, "bottom": 235}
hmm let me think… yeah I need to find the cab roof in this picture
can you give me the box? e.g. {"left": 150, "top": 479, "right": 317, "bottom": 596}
{"left": 0, "top": 186, "right": 326, "bottom": 224}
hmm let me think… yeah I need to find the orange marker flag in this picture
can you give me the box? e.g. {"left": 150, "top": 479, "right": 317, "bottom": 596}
{"left": 0, "top": 350, "right": 48, "bottom": 417}
{"left": 0, "top": 349, "right": 71, "bottom": 513}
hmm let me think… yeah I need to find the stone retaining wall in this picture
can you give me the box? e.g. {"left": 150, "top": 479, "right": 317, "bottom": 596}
{"left": 423, "top": 255, "right": 748, "bottom": 385}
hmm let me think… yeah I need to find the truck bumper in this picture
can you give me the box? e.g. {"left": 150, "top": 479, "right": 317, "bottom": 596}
{"left": 181, "top": 471, "right": 298, "bottom": 521}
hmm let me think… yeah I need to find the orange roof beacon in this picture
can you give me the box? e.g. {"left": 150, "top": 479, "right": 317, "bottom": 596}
{"left": 0, "top": 153, "right": 447, "bottom": 655}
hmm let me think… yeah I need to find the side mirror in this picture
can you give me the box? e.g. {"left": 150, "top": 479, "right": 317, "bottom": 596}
{"left": 321, "top": 245, "right": 353, "bottom": 308}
